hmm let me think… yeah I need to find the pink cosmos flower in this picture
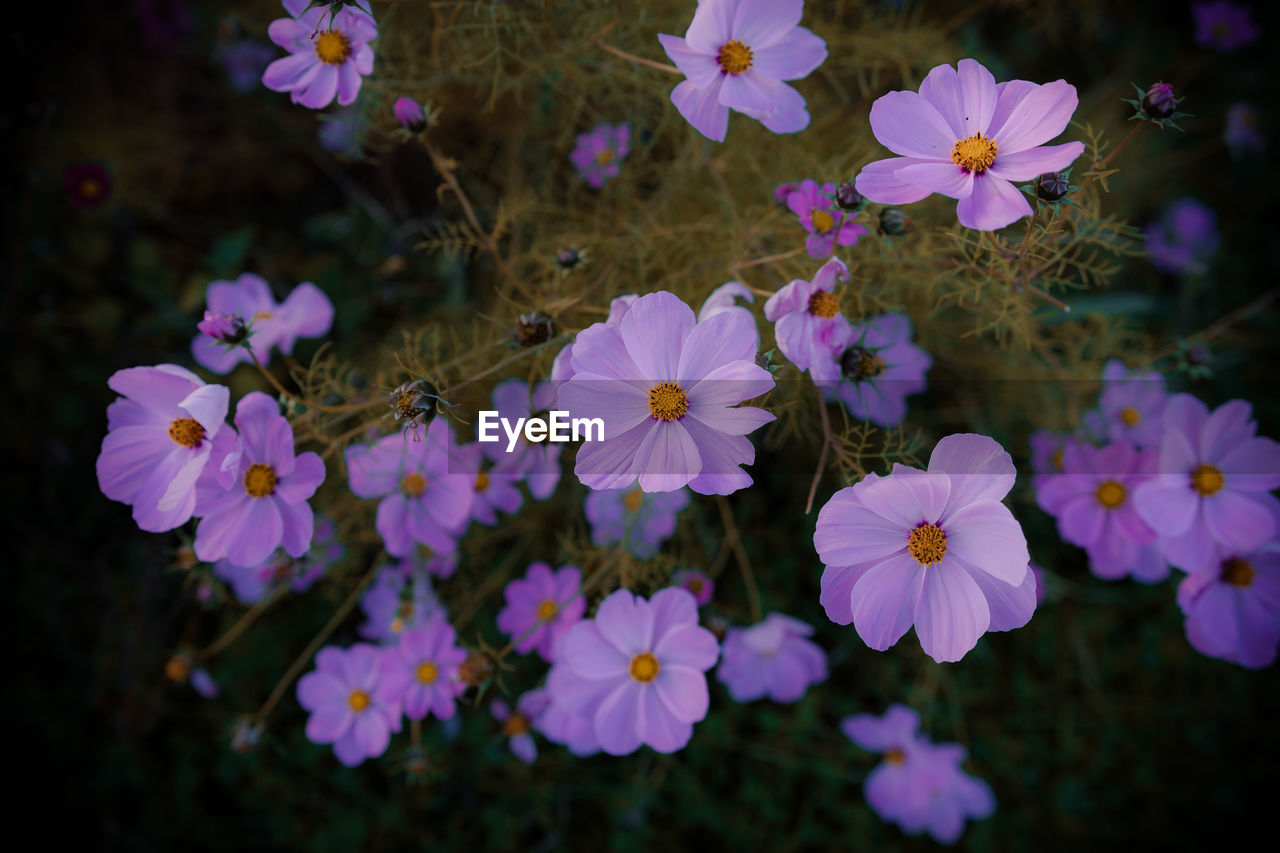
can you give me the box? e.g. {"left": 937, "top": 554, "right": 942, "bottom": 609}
{"left": 855, "top": 58, "right": 1085, "bottom": 231}
{"left": 697, "top": 281, "right": 760, "bottom": 348}
{"left": 97, "top": 365, "right": 230, "bottom": 532}
{"left": 814, "top": 434, "right": 1035, "bottom": 663}
{"left": 557, "top": 291, "right": 775, "bottom": 494}
{"left": 716, "top": 612, "right": 827, "bottom": 703}
{"left": 570, "top": 122, "right": 631, "bottom": 189}
{"left": 1036, "top": 442, "right": 1169, "bottom": 583}
{"left": 657, "top": 0, "right": 828, "bottom": 142}
{"left": 492, "top": 690, "right": 552, "bottom": 764}
{"left": 193, "top": 392, "right": 325, "bottom": 568}
{"left": 1133, "top": 395, "right": 1280, "bottom": 573}
{"left": 824, "top": 313, "right": 931, "bottom": 427}
{"left": 841, "top": 704, "right": 996, "bottom": 844}
{"left": 464, "top": 456, "right": 524, "bottom": 526}
{"left": 495, "top": 562, "right": 586, "bottom": 663}
{"left": 484, "top": 379, "right": 562, "bottom": 499}
{"left": 763, "top": 257, "right": 852, "bottom": 385}
{"left": 547, "top": 587, "right": 720, "bottom": 755}
{"left": 1029, "top": 429, "right": 1074, "bottom": 491}
{"left": 344, "top": 417, "right": 476, "bottom": 558}
{"left": 262, "top": 0, "right": 376, "bottom": 110}
{"left": 393, "top": 96, "right": 427, "bottom": 132}
{"left": 191, "top": 273, "right": 334, "bottom": 374}
{"left": 1193, "top": 1, "right": 1260, "bottom": 52}
{"left": 297, "top": 643, "right": 402, "bottom": 767}
{"left": 550, "top": 294, "right": 639, "bottom": 385}
{"left": 379, "top": 620, "right": 467, "bottom": 721}
{"left": 358, "top": 562, "right": 444, "bottom": 644}
{"left": 584, "top": 485, "right": 690, "bottom": 559}
{"left": 214, "top": 515, "right": 343, "bottom": 603}
{"left": 1225, "top": 103, "right": 1264, "bottom": 157}
{"left": 535, "top": 697, "right": 601, "bottom": 757}
{"left": 784, "top": 181, "right": 868, "bottom": 258}
{"left": 672, "top": 569, "right": 715, "bottom": 606}
{"left": 1177, "top": 547, "right": 1280, "bottom": 669}
{"left": 1094, "top": 359, "right": 1168, "bottom": 449}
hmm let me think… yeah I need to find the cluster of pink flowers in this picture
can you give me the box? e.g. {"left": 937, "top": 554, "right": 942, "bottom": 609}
{"left": 1032, "top": 361, "right": 1280, "bottom": 667}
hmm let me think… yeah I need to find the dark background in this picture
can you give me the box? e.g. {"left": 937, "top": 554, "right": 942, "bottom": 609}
{"left": 6, "top": 0, "right": 1279, "bottom": 849}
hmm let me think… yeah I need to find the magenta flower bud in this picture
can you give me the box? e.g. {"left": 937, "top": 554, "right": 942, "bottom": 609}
{"left": 1034, "top": 172, "right": 1070, "bottom": 202}
{"left": 394, "top": 96, "right": 428, "bottom": 133}
{"left": 1142, "top": 82, "right": 1177, "bottom": 119}
{"left": 834, "top": 181, "right": 863, "bottom": 211}
{"left": 197, "top": 310, "right": 247, "bottom": 344}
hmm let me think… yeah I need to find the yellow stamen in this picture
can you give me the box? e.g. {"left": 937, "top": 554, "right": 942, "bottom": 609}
{"left": 401, "top": 472, "right": 427, "bottom": 496}
{"left": 243, "top": 463, "right": 278, "bottom": 498}
{"left": 1095, "top": 480, "right": 1127, "bottom": 509}
{"left": 808, "top": 290, "right": 840, "bottom": 318}
{"left": 1221, "top": 558, "right": 1255, "bottom": 588}
{"left": 907, "top": 523, "right": 947, "bottom": 566}
{"left": 415, "top": 662, "right": 438, "bottom": 685}
{"left": 810, "top": 209, "right": 836, "bottom": 233}
{"left": 503, "top": 713, "right": 531, "bottom": 736}
{"left": 595, "top": 149, "right": 615, "bottom": 166}
{"left": 168, "top": 417, "right": 206, "bottom": 448}
{"left": 348, "top": 690, "right": 370, "bottom": 712}
{"left": 1191, "top": 464, "right": 1224, "bottom": 497}
{"left": 1120, "top": 407, "right": 1141, "bottom": 426}
{"left": 475, "top": 471, "right": 490, "bottom": 492}
{"left": 629, "top": 651, "right": 660, "bottom": 683}
{"left": 314, "top": 30, "right": 351, "bottom": 65}
{"left": 537, "top": 600, "right": 558, "bottom": 621}
{"left": 648, "top": 381, "right": 689, "bottom": 421}
{"left": 885, "top": 748, "right": 906, "bottom": 765}
{"left": 951, "top": 131, "right": 998, "bottom": 173}
{"left": 717, "top": 39, "right": 753, "bottom": 75}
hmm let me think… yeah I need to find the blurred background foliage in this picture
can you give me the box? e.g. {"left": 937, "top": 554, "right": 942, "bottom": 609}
{"left": 6, "top": 0, "right": 1279, "bottom": 849}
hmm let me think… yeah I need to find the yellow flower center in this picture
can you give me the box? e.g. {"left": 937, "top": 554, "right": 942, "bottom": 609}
{"left": 348, "top": 689, "right": 370, "bottom": 712}
{"left": 907, "top": 523, "right": 947, "bottom": 566}
{"left": 475, "top": 471, "right": 490, "bottom": 492}
{"left": 648, "top": 381, "right": 689, "bottom": 421}
{"left": 401, "top": 472, "right": 427, "bottom": 496}
{"left": 951, "top": 131, "right": 998, "bottom": 174}
{"left": 79, "top": 178, "right": 102, "bottom": 199}
{"left": 1191, "top": 464, "right": 1224, "bottom": 497}
{"left": 885, "top": 748, "right": 906, "bottom": 765}
{"left": 1120, "top": 407, "right": 1141, "bottom": 426}
{"left": 390, "top": 616, "right": 405, "bottom": 633}
{"left": 416, "top": 662, "right": 438, "bottom": 685}
{"left": 537, "top": 600, "right": 558, "bottom": 621}
{"left": 1050, "top": 447, "right": 1065, "bottom": 471}
{"left": 595, "top": 149, "right": 615, "bottom": 166}
{"left": 314, "top": 30, "right": 351, "bottom": 65}
{"left": 252, "top": 311, "right": 273, "bottom": 322}
{"left": 503, "top": 712, "right": 531, "bottom": 736}
{"left": 1095, "top": 480, "right": 1127, "bottom": 509}
{"left": 686, "top": 579, "right": 703, "bottom": 594}
{"left": 807, "top": 290, "right": 840, "bottom": 318}
{"left": 717, "top": 39, "right": 753, "bottom": 75}
{"left": 243, "top": 463, "right": 278, "bottom": 498}
{"left": 841, "top": 346, "right": 886, "bottom": 381}
{"left": 810, "top": 209, "right": 836, "bottom": 233}
{"left": 1221, "top": 558, "right": 1255, "bottom": 588}
{"left": 623, "top": 487, "right": 644, "bottom": 513}
{"left": 629, "top": 651, "right": 660, "bottom": 683}
{"left": 164, "top": 655, "right": 191, "bottom": 682}
{"left": 168, "top": 417, "right": 206, "bottom": 448}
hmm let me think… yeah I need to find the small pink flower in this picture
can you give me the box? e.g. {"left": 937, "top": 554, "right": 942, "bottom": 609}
{"left": 672, "top": 569, "right": 714, "bottom": 606}
{"left": 492, "top": 690, "right": 552, "bottom": 764}
{"left": 379, "top": 620, "right": 467, "bottom": 721}
{"left": 763, "top": 257, "right": 852, "bottom": 385}
{"left": 495, "top": 562, "right": 586, "bottom": 663}
{"left": 716, "top": 613, "right": 827, "bottom": 703}
{"left": 297, "top": 643, "right": 402, "bottom": 767}
{"left": 570, "top": 122, "right": 631, "bottom": 189}
{"left": 191, "top": 273, "right": 333, "bottom": 374}
{"left": 394, "top": 96, "right": 427, "bottom": 132}
{"left": 1177, "top": 548, "right": 1280, "bottom": 669}
{"left": 784, "top": 180, "right": 868, "bottom": 258}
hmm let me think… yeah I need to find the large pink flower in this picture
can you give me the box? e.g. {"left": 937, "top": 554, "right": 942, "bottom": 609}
{"left": 262, "top": 0, "right": 377, "bottom": 110}
{"left": 855, "top": 58, "right": 1085, "bottom": 231}
{"left": 814, "top": 433, "right": 1035, "bottom": 663}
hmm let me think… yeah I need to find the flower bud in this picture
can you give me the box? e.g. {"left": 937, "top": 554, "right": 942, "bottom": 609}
{"left": 1034, "top": 172, "right": 1070, "bottom": 202}
{"left": 165, "top": 653, "right": 193, "bottom": 683}
{"left": 393, "top": 96, "right": 428, "bottom": 133}
{"left": 772, "top": 181, "right": 802, "bottom": 206}
{"left": 1142, "top": 82, "right": 1177, "bottom": 119}
{"left": 554, "top": 247, "right": 580, "bottom": 270}
{"left": 230, "top": 719, "right": 264, "bottom": 753}
{"left": 515, "top": 312, "right": 553, "bottom": 347}
{"left": 198, "top": 311, "right": 248, "bottom": 344}
{"left": 458, "top": 651, "right": 497, "bottom": 687}
{"left": 388, "top": 379, "right": 438, "bottom": 427}
{"left": 835, "top": 182, "right": 863, "bottom": 211}
{"left": 878, "top": 207, "right": 911, "bottom": 236}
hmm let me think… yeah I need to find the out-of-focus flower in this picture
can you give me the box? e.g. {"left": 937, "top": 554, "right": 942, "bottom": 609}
{"left": 496, "top": 563, "right": 586, "bottom": 662}
{"left": 492, "top": 690, "right": 552, "bottom": 764}
{"left": 1133, "top": 395, "right": 1280, "bottom": 573}
{"left": 1094, "top": 359, "right": 1168, "bottom": 449}
{"left": 1141, "top": 82, "right": 1178, "bottom": 119}
{"left": 764, "top": 257, "right": 852, "bottom": 385}
{"left": 1193, "top": 1, "right": 1260, "bottom": 52}
{"left": 379, "top": 621, "right": 467, "bottom": 721}
{"left": 855, "top": 58, "right": 1085, "bottom": 231}
{"left": 191, "top": 273, "right": 334, "bottom": 373}
{"left": 657, "top": 0, "right": 827, "bottom": 142}
{"left": 785, "top": 180, "right": 869, "bottom": 258}
{"left": 262, "top": 0, "right": 377, "bottom": 109}
{"left": 216, "top": 39, "right": 275, "bottom": 93}
{"left": 194, "top": 392, "right": 325, "bottom": 568}
{"left": 672, "top": 569, "right": 714, "bottom": 606}
{"left": 394, "top": 96, "right": 428, "bottom": 132}
{"left": 1177, "top": 547, "right": 1280, "bottom": 668}
{"left": 358, "top": 562, "right": 445, "bottom": 644}
{"left": 584, "top": 486, "right": 690, "bottom": 559}
{"left": 547, "top": 588, "right": 720, "bottom": 755}
{"left": 97, "top": 365, "right": 231, "bottom": 532}
{"left": 344, "top": 418, "right": 475, "bottom": 558}
{"left": 64, "top": 163, "right": 113, "bottom": 209}
{"left": 1225, "top": 103, "right": 1264, "bottom": 157}
{"left": 815, "top": 434, "right": 1035, "bottom": 662}
{"left": 484, "top": 379, "right": 562, "bottom": 499}
{"left": 570, "top": 122, "right": 631, "bottom": 189}
{"left": 1036, "top": 442, "right": 1169, "bottom": 583}
{"left": 214, "top": 516, "right": 343, "bottom": 603}
{"left": 317, "top": 107, "right": 369, "bottom": 157}
{"left": 557, "top": 291, "right": 776, "bottom": 494}
{"left": 1145, "top": 198, "right": 1220, "bottom": 276}
{"left": 824, "top": 313, "right": 931, "bottom": 428}
{"left": 197, "top": 311, "right": 247, "bottom": 345}
{"left": 297, "top": 644, "right": 402, "bottom": 766}
{"left": 716, "top": 613, "right": 827, "bottom": 703}
{"left": 191, "top": 668, "right": 219, "bottom": 699}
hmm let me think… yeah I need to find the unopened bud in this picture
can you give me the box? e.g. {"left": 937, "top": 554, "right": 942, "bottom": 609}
{"left": 1034, "top": 172, "right": 1070, "bottom": 202}
{"left": 878, "top": 207, "right": 911, "bottom": 236}
{"left": 1142, "top": 82, "right": 1177, "bottom": 119}
{"left": 835, "top": 182, "right": 863, "bottom": 211}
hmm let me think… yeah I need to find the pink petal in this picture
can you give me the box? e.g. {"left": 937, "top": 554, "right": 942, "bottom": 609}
{"left": 868, "top": 90, "right": 957, "bottom": 159}
{"left": 941, "top": 500, "right": 1029, "bottom": 585}
{"left": 656, "top": 33, "right": 720, "bottom": 89}
{"left": 955, "top": 174, "right": 1032, "bottom": 231}
{"left": 620, "top": 292, "right": 695, "bottom": 380}
{"left": 850, "top": 552, "right": 926, "bottom": 651}
{"left": 988, "top": 79, "right": 1079, "bottom": 154}
{"left": 914, "top": 562, "right": 991, "bottom": 662}
{"left": 989, "top": 142, "right": 1085, "bottom": 181}
{"left": 683, "top": 0, "right": 732, "bottom": 54}
{"left": 671, "top": 78, "right": 730, "bottom": 143}
{"left": 634, "top": 421, "right": 700, "bottom": 492}
{"left": 894, "top": 162, "right": 975, "bottom": 199}
{"left": 855, "top": 157, "right": 936, "bottom": 204}
{"left": 750, "top": 26, "right": 827, "bottom": 80}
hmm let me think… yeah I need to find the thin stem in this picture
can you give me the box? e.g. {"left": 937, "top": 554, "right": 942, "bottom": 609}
{"left": 253, "top": 558, "right": 383, "bottom": 724}
{"left": 595, "top": 41, "right": 682, "bottom": 75}
{"left": 716, "top": 495, "right": 761, "bottom": 622}
{"left": 732, "top": 247, "right": 806, "bottom": 276}
{"left": 196, "top": 590, "right": 281, "bottom": 663}
{"left": 437, "top": 333, "right": 569, "bottom": 397}
{"left": 805, "top": 391, "right": 834, "bottom": 514}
